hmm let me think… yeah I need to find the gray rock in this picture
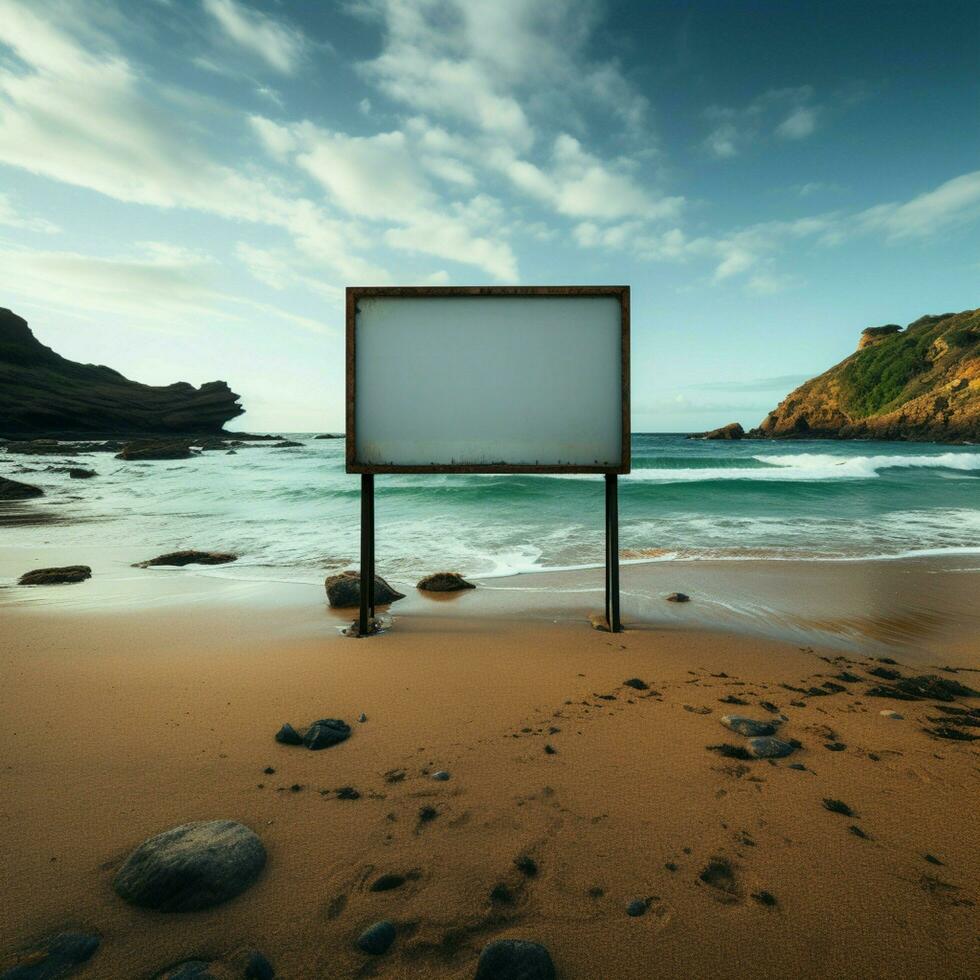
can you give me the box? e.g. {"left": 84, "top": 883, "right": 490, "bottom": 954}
{"left": 274, "top": 723, "right": 303, "bottom": 746}
{"left": 665, "top": 592, "right": 690, "bottom": 602}
{"left": 747, "top": 736, "right": 796, "bottom": 759}
{"left": 0, "top": 475, "right": 44, "bottom": 500}
{"left": 720, "top": 715, "right": 776, "bottom": 737}
{"left": 626, "top": 899, "right": 647, "bottom": 916}
{"left": 134, "top": 551, "right": 237, "bottom": 568}
{"left": 358, "top": 713, "right": 367, "bottom": 723}
{"left": 0, "top": 931, "right": 100, "bottom": 979}
{"left": 431, "top": 770, "right": 450, "bottom": 781}
{"left": 474, "top": 939, "right": 556, "bottom": 980}
{"left": 113, "top": 819, "right": 266, "bottom": 912}
{"left": 68, "top": 468, "right": 96, "bottom": 479}
{"left": 303, "top": 718, "right": 351, "bottom": 750}
{"left": 356, "top": 920, "right": 396, "bottom": 955}
{"left": 325, "top": 570, "right": 405, "bottom": 608}
{"left": 416, "top": 571, "right": 476, "bottom": 591}
{"left": 17, "top": 566, "right": 91, "bottom": 585}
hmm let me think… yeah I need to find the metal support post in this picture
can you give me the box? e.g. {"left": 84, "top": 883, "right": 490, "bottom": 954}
{"left": 605, "top": 474, "right": 622, "bottom": 632}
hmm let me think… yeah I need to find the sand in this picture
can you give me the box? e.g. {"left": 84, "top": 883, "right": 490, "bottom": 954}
{"left": 1, "top": 580, "right": 978, "bottom": 979}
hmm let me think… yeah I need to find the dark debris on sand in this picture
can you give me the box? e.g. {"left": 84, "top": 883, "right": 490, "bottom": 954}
{"left": 708, "top": 743, "right": 753, "bottom": 761}
{"left": 822, "top": 798, "right": 855, "bottom": 816}
{"left": 699, "top": 858, "right": 738, "bottom": 895}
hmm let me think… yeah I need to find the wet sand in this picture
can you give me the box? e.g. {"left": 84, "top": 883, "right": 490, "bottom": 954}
{"left": 1, "top": 573, "right": 978, "bottom": 978}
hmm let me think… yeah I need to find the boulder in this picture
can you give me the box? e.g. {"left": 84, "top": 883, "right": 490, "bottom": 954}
{"left": 474, "top": 939, "right": 556, "bottom": 980}
{"left": 325, "top": 571, "right": 405, "bottom": 608}
{"left": 314, "top": 434, "right": 343, "bottom": 439}
{"left": 0, "top": 475, "right": 43, "bottom": 500}
{"left": 135, "top": 551, "right": 237, "bottom": 568}
{"left": 746, "top": 736, "right": 796, "bottom": 759}
{"left": 68, "top": 468, "right": 96, "bottom": 479}
{"left": 113, "top": 819, "right": 266, "bottom": 912}
{"left": 18, "top": 566, "right": 91, "bottom": 585}
{"left": 275, "top": 718, "right": 351, "bottom": 751}
{"left": 0, "top": 931, "right": 100, "bottom": 979}
{"left": 116, "top": 441, "right": 193, "bottom": 461}
{"left": 720, "top": 715, "right": 776, "bottom": 737}
{"left": 688, "top": 422, "right": 745, "bottom": 440}
{"left": 665, "top": 592, "right": 690, "bottom": 603}
{"left": 416, "top": 571, "right": 476, "bottom": 592}
{"left": 272, "top": 440, "right": 302, "bottom": 448}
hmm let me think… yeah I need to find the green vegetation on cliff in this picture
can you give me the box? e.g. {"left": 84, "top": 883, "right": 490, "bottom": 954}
{"left": 753, "top": 309, "right": 979, "bottom": 442}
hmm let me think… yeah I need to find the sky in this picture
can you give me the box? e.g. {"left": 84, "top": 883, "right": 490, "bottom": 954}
{"left": 0, "top": 0, "right": 977, "bottom": 433}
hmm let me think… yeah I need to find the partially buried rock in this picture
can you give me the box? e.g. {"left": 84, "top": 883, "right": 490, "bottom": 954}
{"left": 68, "top": 468, "right": 96, "bottom": 479}
{"left": 0, "top": 475, "right": 44, "bottom": 500}
{"left": 0, "top": 931, "right": 100, "bottom": 979}
{"left": 416, "top": 571, "right": 476, "bottom": 591}
{"left": 666, "top": 592, "right": 690, "bottom": 602}
{"left": 18, "top": 565, "right": 91, "bottom": 585}
{"left": 474, "top": 939, "right": 556, "bottom": 980}
{"left": 303, "top": 718, "right": 351, "bottom": 750}
{"left": 157, "top": 949, "right": 274, "bottom": 980}
{"left": 274, "top": 723, "right": 303, "bottom": 746}
{"left": 746, "top": 736, "right": 796, "bottom": 759}
{"left": 356, "top": 921, "right": 396, "bottom": 955}
{"left": 113, "top": 819, "right": 266, "bottom": 912}
{"left": 880, "top": 710, "right": 904, "bottom": 720}
{"left": 720, "top": 715, "right": 776, "bottom": 738}
{"left": 325, "top": 570, "right": 405, "bottom": 608}
{"left": 135, "top": 550, "right": 237, "bottom": 568}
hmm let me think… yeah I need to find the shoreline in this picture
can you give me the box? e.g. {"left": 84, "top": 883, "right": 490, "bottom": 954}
{"left": 2, "top": 546, "right": 978, "bottom": 664}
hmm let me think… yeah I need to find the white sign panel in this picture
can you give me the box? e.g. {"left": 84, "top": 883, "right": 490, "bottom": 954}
{"left": 347, "top": 287, "right": 629, "bottom": 473}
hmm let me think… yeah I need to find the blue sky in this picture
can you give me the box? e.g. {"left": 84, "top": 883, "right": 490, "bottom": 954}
{"left": 0, "top": 0, "right": 977, "bottom": 432}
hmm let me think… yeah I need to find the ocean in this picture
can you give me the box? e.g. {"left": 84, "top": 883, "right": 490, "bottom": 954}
{"left": 3, "top": 434, "right": 978, "bottom": 586}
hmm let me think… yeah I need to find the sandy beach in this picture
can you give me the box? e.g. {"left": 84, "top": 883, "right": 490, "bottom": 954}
{"left": 2, "top": 561, "right": 978, "bottom": 978}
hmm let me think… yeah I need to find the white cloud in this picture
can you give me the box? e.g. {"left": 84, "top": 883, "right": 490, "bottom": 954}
{"left": 856, "top": 170, "right": 980, "bottom": 240}
{"left": 0, "top": 192, "right": 60, "bottom": 233}
{"left": 704, "top": 123, "right": 738, "bottom": 159}
{"left": 776, "top": 106, "right": 817, "bottom": 140}
{"left": 202, "top": 0, "right": 304, "bottom": 74}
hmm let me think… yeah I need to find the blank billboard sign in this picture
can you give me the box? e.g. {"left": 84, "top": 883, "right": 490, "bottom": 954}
{"left": 346, "top": 286, "right": 630, "bottom": 473}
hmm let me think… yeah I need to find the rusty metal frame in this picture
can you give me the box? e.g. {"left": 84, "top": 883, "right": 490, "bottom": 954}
{"left": 345, "top": 285, "right": 630, "bottom": 475}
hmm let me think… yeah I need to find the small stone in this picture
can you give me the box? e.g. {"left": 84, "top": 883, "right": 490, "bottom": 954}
{"left": 752, "top": 890, "right": 777, "bottom": 907}
{"left": 336, "top": 786, "right": 360, "bottom": 800}
{"left": 303, "top": 718, "right": 351, "bottom": 750}
{"left": 68, "top": 468, "right": 96, "bottom": 479}
{"left": 666, "top": 592, "right": 690, "bottom": 602}
{"left": 474, "top": 939, "right": 556, "bottom": 980}
{"left": 416, "top": 571, "right": 476, "bottom": 591}
{"left": 274, "top": 723, "right": 303, "bottom": 745}
{"left": 370, "top": 873, "right": 406, "bottom": 892}
{"left": 626, "top": 899, "right": 647, "bottom": 917}
{"left": 490, "top": 883, "right": 514, "bottom": 904}
{"left": 788, "top": 763, "right": 807, "bottom": 771}
{"left": 356, "top": 920, "right": 396, "bottom": 955}
{"left": 822, "top": 798, "right": 854, "bottom": 816}
{"left": 543, "top": 744, "right": 557, "bottom": 755}
{"left": 358, "top": 712, "right": 368, "bottom": 723}
{"left": 879, "top": 710, "right": 904, "bottom": 720}
{"left": 746, "top": 736, "right": 795, "bottom": 759}
{"left": 721, "top": 715, "right": 776, "bottom": 737}
{"left": 418, "top": 806, "right": 438, "bottom": 823}
{"left": 515, "top": 855, "right": 538, "bottom": 877}
{"left": 431, "top": 770, "right": 450, "bottom": 781}
{"left": 623, "top": 678, "right": 649, "bottom": 690}
{"left": 824, "top": 741, "right": 847, "bottom": 752}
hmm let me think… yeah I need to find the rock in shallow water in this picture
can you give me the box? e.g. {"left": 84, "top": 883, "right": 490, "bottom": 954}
{"left": 474, "top": 939, "right": 556, "bottom": 980}
{"left": 0, "top": 931, "right": 100, "bottom": 979}
{"left": 113, "top": 819, "right": 266, "bottom": 912}
{"left": 17, "top": 565, "right": 91, "bottom": 585}
{"left": 0, "top": 475, "right": 44, "bottom": 500}
{"left": 665, "top": 592, "right": 690, "bottom": 602}
{"left": 416, "top": 571, "right": 476, "bottom": 591}
{"left": 134, "top": 550, "right": 237, "bottom": 568}
{"left": 325, "top": 570, "right": 405, "bottom": 607}
{"left": 720, "top": 715, "right": 776, "bottom": 738}
{"left": 746, "top": 736, "right": 796, "bottom": 759}
{"left": 356, "top": 921, "right": 396, "bottom": 955}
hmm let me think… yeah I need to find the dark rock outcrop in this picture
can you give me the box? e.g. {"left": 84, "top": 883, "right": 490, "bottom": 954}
{"left": 115, "top": 440, "right": 193, "bottom": 461}
{"left": 0, "top": 475, "right": 43, "bottom": 499}
{"left": 325, "top": 571, "right": 405, "bottom": 607}
{"left": 0, "top": 308, "right": 243, "bottom": 437}
{"left": 113, "top": 819, "right": 266, "bottom": 912}
{"left": 135, "top": 551, "right": 237, "bottom": 568}
{"left": 68, "top": 468, "right": 96, "bottom": 479}
{"left": 751, "top": 309, "right": 979, "bottom": 442}
{"left": 688, "top": 422, "right": 744, "bottom": 440}
{"left": 416, "top": 571, "right": 476, "bottom": 591}
{"left": 275, "top": 718, "right": 351, "bottom": 751}
{"left": 18, "top": 565, "right": 91, "bottom": 585}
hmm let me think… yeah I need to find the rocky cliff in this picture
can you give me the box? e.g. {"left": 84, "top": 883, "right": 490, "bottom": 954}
{"left": 0, "top": 308, "right": 244, "bottom": 437}
{"left": 751, "top": 309, "right": 979, "bottom": 442}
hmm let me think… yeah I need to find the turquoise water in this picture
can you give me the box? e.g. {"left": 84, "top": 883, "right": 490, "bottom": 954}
{"left": 2, "top": 434, "right": 979, "bottom": 583}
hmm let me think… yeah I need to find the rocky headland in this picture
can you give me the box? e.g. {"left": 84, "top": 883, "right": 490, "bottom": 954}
{"left": 0, "top": 307, "right": 245, "bottom": 438}
{"left": 750, "top": 309, "right": 979, "bottom": 442}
